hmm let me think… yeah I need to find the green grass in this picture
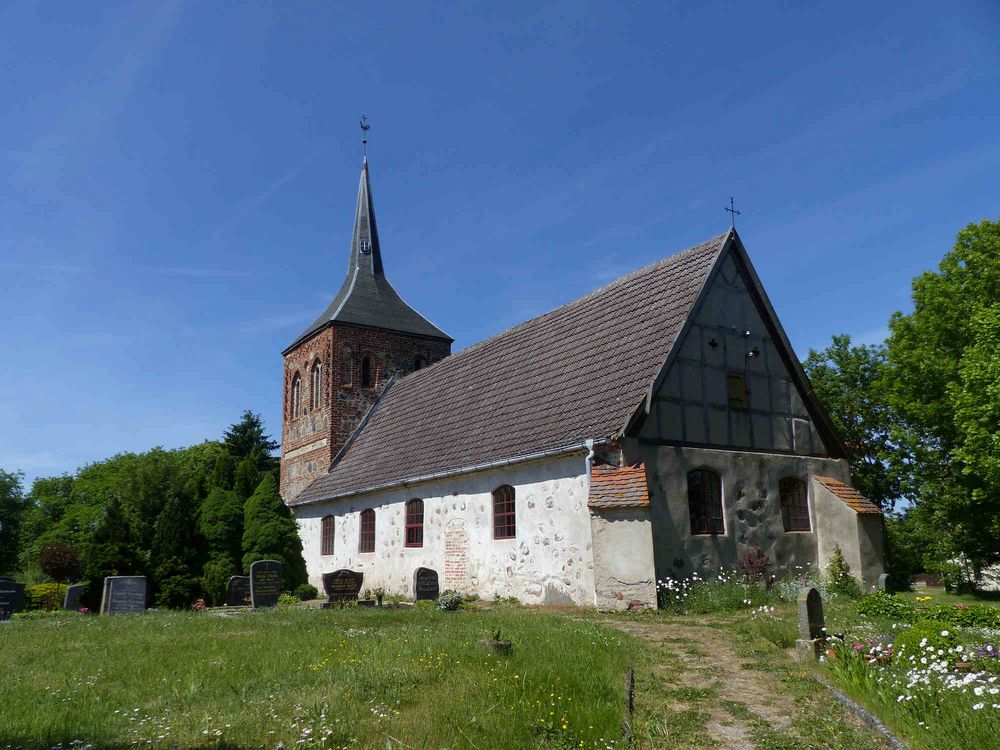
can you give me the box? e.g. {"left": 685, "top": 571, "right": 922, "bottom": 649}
{"left": 0, "top": 607, "right": 642, "bottom": 749}
{"left": 894, "top": 589, "right": 1000, "bottom": 607}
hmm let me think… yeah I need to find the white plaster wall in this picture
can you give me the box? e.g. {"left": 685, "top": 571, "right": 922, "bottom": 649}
{"left": 590, "top": 508, "right": 656, "bottom": 610}
{"left": 812, "top": 480, "right": 886, "bottom": 588}
{"left": 294, "top": 454, "right": 597, "bottom": 606}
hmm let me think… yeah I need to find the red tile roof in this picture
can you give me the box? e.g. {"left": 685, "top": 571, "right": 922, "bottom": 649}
{"left": 814, "top": 476, "right": 882, "bottom": 515}
{"left": 293, "top": 233, "right": 729, "bottom": 505}
{"left": 588, "top": 464, "right": 650, "bottom": 509}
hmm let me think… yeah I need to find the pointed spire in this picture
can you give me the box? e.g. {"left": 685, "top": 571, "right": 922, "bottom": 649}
{"left": 349, "top": 157, "right": 384, "bottom": 277}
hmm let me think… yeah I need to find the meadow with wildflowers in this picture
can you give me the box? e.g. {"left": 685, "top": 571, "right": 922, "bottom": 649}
{"left": 0, "top": 606, "right": 641, "bottom": 750}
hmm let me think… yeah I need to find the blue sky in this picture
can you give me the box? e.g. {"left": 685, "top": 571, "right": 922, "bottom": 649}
{"left": 2, "top": 1, "right": 998, "bottom": 487}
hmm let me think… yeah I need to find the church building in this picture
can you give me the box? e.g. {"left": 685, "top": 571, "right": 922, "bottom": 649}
{"left": 280, "top": 158, "right": 886, "bottom": 609}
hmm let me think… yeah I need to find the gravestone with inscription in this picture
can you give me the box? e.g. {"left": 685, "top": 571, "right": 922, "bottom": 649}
{"left": 0, "top": 580, "right": 26, "bottom": 621}
{"left": 250, "top": 560, "right": 282, "bottom": 608}
{"left": 414, "top": 567, "right": 440, "bottom": 601}
{"left": 63, "top": 583, "right": 84, "bottom": 611}
{"left": 226, "top": 575, "right": 251, "bottom": 606}
{"left": 322, "top": 570, "right": 363, "bottom": 607}
{"left": 101, "top": 576, "right": 147, "bottom": 615}
{"left": 795, "top": 587, "right": 825, "bottom": 658}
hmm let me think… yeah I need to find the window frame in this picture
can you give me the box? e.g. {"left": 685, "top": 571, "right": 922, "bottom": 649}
{"left": 687, "top": 468, "right": 725, "bottom": 535}
{"left": 404, "top": 499, "right": 424, "bottom": 548}
{"left": 358, "top": 508, "right": 376, "bottom": 553}
{"left": 320, "top": 515, "right": 335, "bottom": 556}
{"left": 727, "top": 373, "right": 749, "bottom": 411}
{"left": 291, "top": 372, "right": 302, "bottom": 417}
{"left": 361, "top": 355, "right": 374, "bottom": 389}
{"left": 492, "top": 485, "right": 517, "bottom": 540}
{"left": 779, "top": 477, "right": 811, "bottom": 532}
{"left": 310, "top": 359, "right": 323, "bottom": 409}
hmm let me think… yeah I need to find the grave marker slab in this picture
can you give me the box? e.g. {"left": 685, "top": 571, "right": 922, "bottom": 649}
{"left": 226, "top": 576, "right": 251, "bottom": 606}
{"left": 877, "top": 573, "right": 889, "bottom": 592}
{"left": 63, "top": 584, "right": 84, "bottom": 611}
{"left": 101, "top": 576, "right": 147, "bottom": 615}
{"left": 250, "top": 560, "right": 282, "bottom": 608}
{"left": 0, "top": 580, "right": 25, "bottom": 620}
{"left": 414, "top": 567, "right": 440, "bottom": 601}
{"left": 795, "top": 587, "right": 825, "bottom": 658}
{"left": 322, "top": 570, "right": 363, "bottom": 607}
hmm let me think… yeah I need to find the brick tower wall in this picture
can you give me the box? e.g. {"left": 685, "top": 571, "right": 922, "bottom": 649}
{"left": 280, "top": 322, "right": 450, "bottom": 502}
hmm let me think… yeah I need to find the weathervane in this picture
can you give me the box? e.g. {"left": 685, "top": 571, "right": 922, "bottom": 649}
{"left": 360, "top": 114, "right": 370, "bottom": 157}
{"left": 725, "top": 196, "right": 741, "bottom": 228}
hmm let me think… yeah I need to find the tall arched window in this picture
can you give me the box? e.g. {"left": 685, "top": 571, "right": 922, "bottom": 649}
{"left": 687, "top": 468, "right": 724, "bottom": 535}
{"left": 405, "top": 499, "right": 424, "bottom": 547}
{"left": 359, "top": 508, "right": 375, "bottom": 553}
{"left": 779, "top": 478, "right": 811, "bottom": 532}
{"left": 320, "top": 515, "right": 335, "bottom": 555}
{"left": 413, "top": 356, "right": 425, "bottom": 371}
{"left": 291, "top": 373, "right": 302, "bottom": 417}
{"left": 341, "top": 346, "right": 353, "bottom": 385}
{"left": 361, "top": 355, "right": 374, "bottom": 388}
{"left": 493, "top": 485, "right": 516, "bottom": 539}
{"left": 310, "top": 360, "right": 323, "bottom": 409}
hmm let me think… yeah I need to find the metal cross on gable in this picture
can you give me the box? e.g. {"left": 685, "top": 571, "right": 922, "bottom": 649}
{"left": 725, "top": 196, "right": 741, "bottom": 228}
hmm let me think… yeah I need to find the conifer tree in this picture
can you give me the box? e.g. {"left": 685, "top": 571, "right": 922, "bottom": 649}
{"left": 81, "top": 498, "right": 144, "bottom": 609}
{"left": 223, "top": 410, "right": 278, "bottom": 470}
{"left": 199, "top": 487, "right": 243, "bottom": 567}
{"left": 242, "top": 474, "right": 307, "bottom": 589}
{"left": 233, "top": 451, "right": 261, "bottom": 502}
{"left": 209, "top": 452, "right": 236, "bottom": 491}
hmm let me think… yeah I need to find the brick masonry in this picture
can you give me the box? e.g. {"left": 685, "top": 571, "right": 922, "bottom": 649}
{"left": 280, "top": 321, "right": 450, "bottom": 502}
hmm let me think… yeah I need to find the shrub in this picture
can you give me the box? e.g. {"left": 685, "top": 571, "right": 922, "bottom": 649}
{"left": 826, "top": 545, "right": 861, "bottom": 598}
{"left": 293, "top": 584, "right": 318, "bottom": 601}
{"left": 920, "top": 604, "right": 1000, "bottom": 629}
{"left": 437, "top": 592, "right": 463, "bottom": 611}
{"left": 415, "top": 599, "right": 435, "bottom": 610}
{"left": 241, "top": 474, "right": 308, "bottom": 589}
{"left": 24, "top": 583, "right": 68, "bottom": 611}
{"left": 893, "top": 622, "right": 960, "bottom": 665}
{"left": 855, "top": 590, "right": 917, "bottom": 622}
{"left": 735, "top": 544, "right": 770, "bottom": 583}
{"left": 38, "top": 541, "right": 81, "bottom": 583}
{"left": 276, "top": 593, "right": 301, "bottom": 609}
{"left": 155, "top": 557, "right": 201, "bottom": 610}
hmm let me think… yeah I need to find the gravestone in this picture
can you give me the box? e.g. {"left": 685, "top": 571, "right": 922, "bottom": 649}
{"left": 0, "top": 580, "right": 26, "bottom": 621}
{"left": 101, "top": 576, "right": 147, "bottom": 615}
{"left": 226, "top": 576, "right": 251, "bottom": 606}
{"left": 63, "top": 584, "right": 84, "bottom": 611}
{"left": 877, "top": 573, "right": 889, "bottom": 592}
{"left": 795, "top": 587, "right": 825, "bottom": 658}
{"left": 414, "top": 567, "right": 440, "bottom": 601}
{"left": 250, "top": 560, "right": 282, "bottom": 608}
{"left": 322, "top": 570, "right": 363, "bottom": 607}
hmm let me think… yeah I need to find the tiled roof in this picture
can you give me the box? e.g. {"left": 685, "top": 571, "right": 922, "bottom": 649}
{"left": 814, "top": 476, "right": 882, "bottom": 515}
{"left": 292, "top": 232, "right": 730, "bottom": 505}
{"left": 588, "top": 464, "right": 650, "bottom": 509}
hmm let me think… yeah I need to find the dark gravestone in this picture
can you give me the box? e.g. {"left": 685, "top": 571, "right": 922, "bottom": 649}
{"left": 226, "top": 576, "right": 251, "bottom": 606}
{"left": 63, "top": 584, "right": 84, "bottom": 611}
{"left": 795, "top": 587, "right": 825, "bottom": 658}
{"left": 250, "top": 560, "right": 282, "bottom": 608}
{"left": 0, "top": 580, "right": 26, "bottom": 621}
{"left": 414, "top": 567, "right": 440, "bottom": 601}
{"left": 101, "top": 576, "right": 147, "bottom": 615}
{"left": 322, "top": 570, "right": 363, "bottom": 607}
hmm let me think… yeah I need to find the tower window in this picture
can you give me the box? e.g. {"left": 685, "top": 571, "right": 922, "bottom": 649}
{"left": 361, "top": 356, "right": 374, "bottom": 388}
{"left": 291, "top": 373, "right": 302, "bottom": 417}
{"left": 414, "top": 356, "right": 425, "bottom": 371}
{"left": 492, "top": 485, "right": 516, "bottom": 539}
{"left": 688, "top": 468, "right": 724, "bottom": 535}
{"left": 359, "top": 509, "right": 375, "bottom": 553}
{"left": 780, "top": 478, "right": 811, "bottom": 532}
{"left": 310, "top": 360, "right": 323, "bottom": 409}
{"left": 405, "top": 499, "right": 424, "bottom": 547}
{"left": 320, "top": 515, "right": 335, "bottom": 556}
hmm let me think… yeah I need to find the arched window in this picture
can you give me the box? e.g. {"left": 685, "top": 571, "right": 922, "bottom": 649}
{"left": 493, "top": 485, "right": 516, "bottom": 539}
{"left": 413, "top": 356, "right": 425, "bottom": 371}
{"left": 341, "top": 346, "right": 353, "bottom": 385}
{"left": 359, "top": 508, "right": 375, "bottom": 553}
{"left": 687, "top": 468, "right": 724, "bottom": 535}
{"left": 405, "top": 499, "right": 424, "bottom": 547}
{"left": 780, "top": 478, "right": 810, "bottom": 532}
{"left": 291, "top": 373, "right": 301, "bottom": 417}
{"left": 361, "top": 355, "right": 374, "bottom": 388}
{"left": 310, "top": 360, "right": 323, "bottom": 409}
{"left": 320, "top": 515, "right": 335, "bottom": 555}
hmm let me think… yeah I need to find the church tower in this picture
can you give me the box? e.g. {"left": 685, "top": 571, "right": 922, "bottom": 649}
{"left": 280, "top": 158, "right": 452, "bottom": 501}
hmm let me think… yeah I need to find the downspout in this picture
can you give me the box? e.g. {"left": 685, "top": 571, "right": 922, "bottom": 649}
{"left": 585, "top": 438, "right": 595, "bottom": 482}
{"left": 585, "top": 438, "right": 597, "bottom": 608}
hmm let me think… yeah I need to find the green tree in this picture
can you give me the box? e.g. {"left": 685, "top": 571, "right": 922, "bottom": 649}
{"left": 151, "top": 486, "right": 201, "bottom": 575}
{"left": 885, "top": 219, "right": 1000, "bottom": 572}
{"left": 81, "top": 498, "right": 145, "bottom": 610}
{"left": 242, "top": 474, "right": 307, "bottom": 589}
{"left": 233, "top": 451, "right": 262, "bottom": 502}
{"left": 803, "top": 335, "right": 907, "bottom": 510}
{"left": 209, "top": 452, "right": 236, "bottom": 491}
{"left": 199, "top": 487, "right": 243, "bottom": 566}
{"left": 0, "top": 470, "right": 27, "bottom": 575}
{"left": 223, "top": 410, "right": 279, "bottom": 470}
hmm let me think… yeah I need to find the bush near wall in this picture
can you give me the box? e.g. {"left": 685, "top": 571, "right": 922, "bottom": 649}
{"left": 24, "top": 583, "right": 68, "bottom": 611}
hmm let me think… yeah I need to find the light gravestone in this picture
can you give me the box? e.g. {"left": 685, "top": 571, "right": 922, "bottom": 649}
{"left": 250, "top": 560, "right": 282, "bottom": 608}
{"left": 322, "top": 570, "right": 363, "bottom": 608}
{"left": 63, "top": 584, "right": 85, "bottom": 611}
{"left": 795, "top": 587, "right": 825, "bottom": 659}
{"left": 101, "top": 576, "right": 147, "bottom": 615}
{"left": 877, "top": 573, "right": 890, "bottom": 591}
{"left": 414, "top": 567, "right": 440, "bottom": 601}
{"left": 0, "top": 580, "right": 26, "bottom": 621}
{"left": 226, "top": 576, "right": 251, "bottom": 606}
